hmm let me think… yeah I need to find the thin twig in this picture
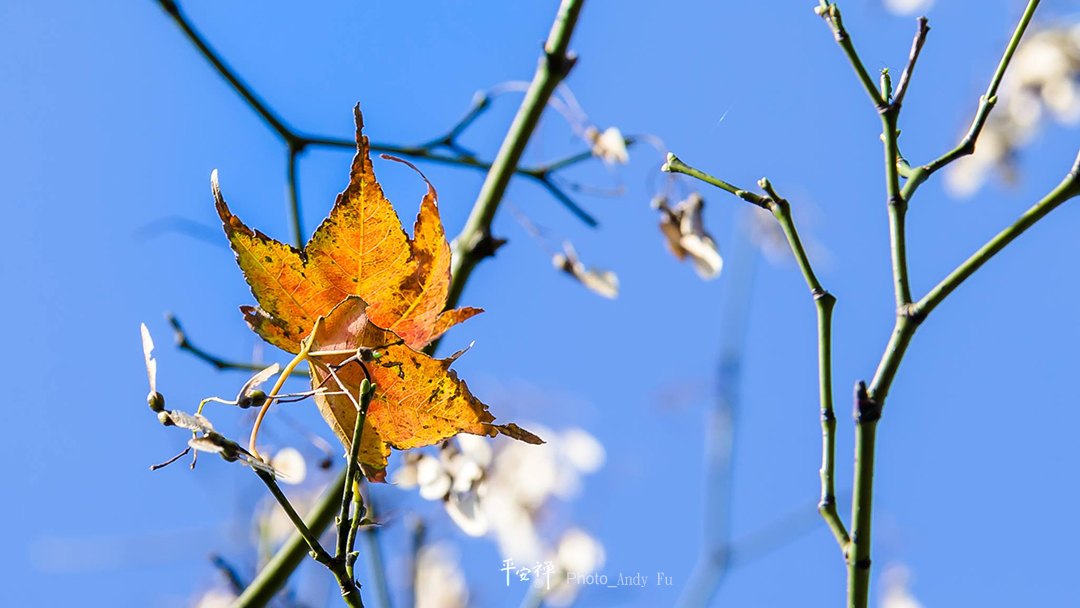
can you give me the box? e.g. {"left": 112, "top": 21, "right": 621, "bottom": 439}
{"left": 167, "top": 313, "right": 310, "bottom": 375}
{"left": 254, "top": 470, "right": 364, "bottom": 608}
{"left": 232, "top": 472, "right": 347, "bottom": 607}
{"left": 891, "top": 17, "right": 930, "bottom": 110}
{"left": 151, "top": 0, "right": 615, "bottom": 229}
{"left": 901, "top": 0, "right": 1041, "bottom": 200}
{"left": 210, "top": 553, "right": 249, "bottom": 596}
{"left": 439, "top": 0, "right": 589, "bottom": 341}
{"left": 336, "top": 379, "right": 374, "bottom": 562}
{"left": 661, "top": 158, "right": 848, "bottom": 553}
{"left": 817, "top": 3, "right": 888, "bottom": 112}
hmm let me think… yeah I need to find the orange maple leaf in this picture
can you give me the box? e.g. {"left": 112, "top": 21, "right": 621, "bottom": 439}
{"left": 307, "top": 297, "right": 541, "bottom": 477}
{"left": 214, "top": 106, "right": 540, "bottom": 477}
{"left": 213, "top": 105, "right": 481, "bottom": 354}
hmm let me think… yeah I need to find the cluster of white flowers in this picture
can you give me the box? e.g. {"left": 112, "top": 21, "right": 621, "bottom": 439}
{"left": 394, "top": 426, "right": 606, "bottom": 604}
{"left": 946, "top": 25, "right": 1080, "bottom": 197}
{"left": 414, "top": 542, "right": 470, "bottom": 608}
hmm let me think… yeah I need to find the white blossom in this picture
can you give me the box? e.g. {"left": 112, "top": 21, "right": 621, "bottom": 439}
{"left": 946, "top": 26, "right": 1080, "bottom": 197}
{"left": 415, "top": 543, "right": 469, "bottom": 608}
{"left": 882, "top": 0, "right": 934, "bottom": 17}
{"left": 269, "top": 447, "right": 307, "bottom": 485}
{"left": 586, "top": 126, "right": 629, "bottom": 164}
{"left": 194, "top": 588, "right": 237, "bottom": 608}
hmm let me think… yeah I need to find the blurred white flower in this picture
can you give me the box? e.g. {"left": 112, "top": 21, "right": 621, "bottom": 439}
{"left": 560, "top": 428, "right": 605, "bottom": 474}
{"left": 556, "top": 528, "right": 605, "bottom": 575}
{"left": 882, "top": 0, "right": 934, "bottom": 16}
{"left": 256, "top": 490, "right": 317, "bottom": 546}
{"left": 545, "top": 529, "right": 607, "bottom": 607}
{"left": 416, "top": 455, "right": 452, "bottom": 500}
{"left": 445, "top": 489, "right": 489, "bottom": 537}
{"left": 879, "top": 563, "right": 923, "bottom": 608}
{"left": 415, "top": 543, "right": 469, "bottom": 608}
{"left": 946, "top": 26, "right": 1080, "bottom": 197}
{"left": 586, "top": 126, "right": 629, "bottom": 164}
{"left": 269, "top": 447, "right": 307, "bottom": 485}
{"left": 391, "top": 427, "right": 606, "bottom": 568}
{"left": 194, "top": 588, "right": 237, "bottom": 608}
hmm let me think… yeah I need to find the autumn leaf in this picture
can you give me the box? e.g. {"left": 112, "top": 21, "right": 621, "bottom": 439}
{"left": 552, "top": 241, "right": 619, "bottom": 299}
{"left": 214, "top": 106, "right": 540, "bottom": 478}
{"left": 214, "top": 104, "right": 481, "bottom": 354}
{"left": 652, "top": 193, "right": 723, "bottom": 279}
{"left": 307, "top": 297, "right": 541, "bottom": 478}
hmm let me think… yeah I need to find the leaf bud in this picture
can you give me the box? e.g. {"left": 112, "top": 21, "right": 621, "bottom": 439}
{"left": 238, "top": 390, "right": 268, "bottom": 410}
{"left": 147, "top": 391, "right": 166, "bottom": 413}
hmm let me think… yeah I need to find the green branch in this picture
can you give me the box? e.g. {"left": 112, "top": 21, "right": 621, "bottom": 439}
{"left": 901, "top": 0, "right": 1041, "bottom": 200}
{"left": 661, "top": 157, "right": 848, "bottom": 551}
{"left": 254, "top": 470, "right": 364, "bottom": 608}
{"left": 151, "top": 0, "right": 613, "bottom": 235}
{"left": 445, "top": 0, "right": 588, "bottom": 312}
{"left": 338, "top": 380, "right": 374, "bottom": 564}
{"left": 817, "top": 3, "right": 887, "bottom": 112}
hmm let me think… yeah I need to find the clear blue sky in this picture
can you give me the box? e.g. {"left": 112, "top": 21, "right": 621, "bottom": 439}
{"left": 2, "top": 1, "right": 1078, "bottom": 606}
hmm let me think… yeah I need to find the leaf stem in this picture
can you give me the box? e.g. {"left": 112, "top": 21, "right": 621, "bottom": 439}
{"left": 249, "top": 329, "right": 316, "bottom": 457}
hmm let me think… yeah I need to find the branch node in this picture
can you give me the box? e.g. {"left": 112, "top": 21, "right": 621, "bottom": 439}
{"left": 853, "top": 381, "right": 882, "bottom": 424}
{"left": 898, "top": 302, "right": 926, "bottom": 325}
{"left": 544, "top": 48, "right": 578, "bottom": 78}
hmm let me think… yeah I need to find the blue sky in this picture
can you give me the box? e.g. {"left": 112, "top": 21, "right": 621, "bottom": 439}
{"left": 2, "top": 1, "right": 1078, "bottom": 606}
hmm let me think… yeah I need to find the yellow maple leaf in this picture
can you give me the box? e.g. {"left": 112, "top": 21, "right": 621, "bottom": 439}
{"left": 214, "top": 106, "right": 540, "bottom": 477}
{"left": 214, "top": 105, "right": 481, "bottom": 354}
{"left": 307, "top": 297, "right": 541, "bottom": 477}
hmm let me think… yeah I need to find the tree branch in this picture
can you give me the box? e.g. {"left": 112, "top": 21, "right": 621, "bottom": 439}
{"left": 151, "top": 0, "right": 611, "bottom": 232}
{"left": 661, "top": 157, "right": 848, "bottom": 552}
{"left": 914, "top": 151, "right": 1080, "bottom": 318}
{"left": 254, "top": 470, "right": 364, "bottom": 608}
{"left": 817, "top": 3, "right": 888, "bottom": 112}
{"left": 900, "top": 0, "right": 1041, "bottom": 200}
{"left": 444, "top": 0, "right": 588, "bottom": 314}
{"left": 891, "top": 18, "right": 930, "bottom": 110}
